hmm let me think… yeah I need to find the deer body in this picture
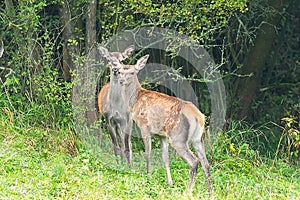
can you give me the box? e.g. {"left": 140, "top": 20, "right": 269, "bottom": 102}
{"left": 118, "top": 55, "right": 214, "bottom": 198}
{"left": 97, "top": 45, "right": 134, "bottom": 164}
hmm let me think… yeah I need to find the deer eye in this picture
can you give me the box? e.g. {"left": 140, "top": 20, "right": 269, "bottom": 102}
{"left": 131, "top": 72, "right": 134, "bottom": 75}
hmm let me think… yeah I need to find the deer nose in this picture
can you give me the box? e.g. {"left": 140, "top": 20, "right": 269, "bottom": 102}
{"left": 119, "top": 79, "right": 125, "bottom": 85}
{"left": 112, "top": 68, "right": 118, "bottom": 74}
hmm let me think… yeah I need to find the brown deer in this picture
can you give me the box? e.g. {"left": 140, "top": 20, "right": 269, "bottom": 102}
{"left": 117, "top": 54, "right": 214, "bottom": 198}
{"left": 97, "top": 45, "right": 135, "bottom": 164}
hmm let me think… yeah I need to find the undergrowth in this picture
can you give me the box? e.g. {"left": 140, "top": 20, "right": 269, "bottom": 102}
{"left": 0, "top": 109, "right": 300, "bottom": 199}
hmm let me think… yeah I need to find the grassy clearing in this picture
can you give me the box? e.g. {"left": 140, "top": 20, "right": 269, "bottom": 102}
{"left": 0, "top": 118, "right": 299, "bottom": 200}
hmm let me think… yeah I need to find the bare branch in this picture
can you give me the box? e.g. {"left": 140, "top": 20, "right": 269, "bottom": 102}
{"left": 0, "top": 67, "right": 15, "bottom": 77}
{"left": 0, "top": 40, "right": 3, "bottom": 58}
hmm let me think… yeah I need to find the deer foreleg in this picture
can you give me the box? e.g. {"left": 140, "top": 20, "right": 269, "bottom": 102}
{"left": 124, "top": 119, "right": 133, "bottom": 164}
{"left": 160, "top": 137, "right": 173, "bottom": 185}
{"left": 106, "top": 118, "right": 121, "bottom": 162}
{"left": 141, "top": 129, "right": 152, "bottom": 173}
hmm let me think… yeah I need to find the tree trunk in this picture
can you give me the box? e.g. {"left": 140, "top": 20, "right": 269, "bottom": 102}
{"left": 85, "top": 0, "right": 98, "bottom": 126}
{"left": 59, "top": 0, "right": 77, "bottom": 82}
{"left": 59, "top": 0, "right": 88, "bottom": 134}
{"left": 234, "top": 0, "right": 287, "bottom": 120}
{"left": 59, "top": 0, "right": 101, "bottom": 137}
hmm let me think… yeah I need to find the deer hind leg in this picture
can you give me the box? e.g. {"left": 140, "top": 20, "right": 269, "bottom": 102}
{"left": 160, "top": 137, "right": 173, "bottom": 185}
{"left": 192, "top": 136, "right": 214, "bottom": 199}
{"left": 170, "top": 137, "right": 199, "bottom": 195}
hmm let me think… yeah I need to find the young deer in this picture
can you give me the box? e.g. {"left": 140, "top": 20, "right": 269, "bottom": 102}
{"left": 97, "top": 45, "right": 135, "bottom": 164}
{"left": 117, "top": 54, "right": 214, "bottom": 198}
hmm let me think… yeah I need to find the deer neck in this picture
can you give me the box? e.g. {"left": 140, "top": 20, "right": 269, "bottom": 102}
{"left": 109, "top": 73, "right": 123, "bottom": 104}
{"left": 124, "top": 76, "right": 141, "bottom": 108}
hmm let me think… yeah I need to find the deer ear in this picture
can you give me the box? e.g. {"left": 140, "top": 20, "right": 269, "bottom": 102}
{"left": 98, "top": 44, "right": 119, "bottom": 63}
{"left": 98, "top": 45, "right": 111, "bottom": 59}
{"left": 135, "top": 54, "right": 149, "bottom": 71}
{"left": 122, "top": 45, "right": 135, "bottom": 60}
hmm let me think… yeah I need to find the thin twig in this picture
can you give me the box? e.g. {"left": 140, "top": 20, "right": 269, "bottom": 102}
{"left": 0, "top": 78, "right": 17, "bottom": 114}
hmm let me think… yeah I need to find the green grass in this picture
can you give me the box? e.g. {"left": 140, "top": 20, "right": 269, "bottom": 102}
{"left": 0, "top": 117, "right": 299, "bottom": 200}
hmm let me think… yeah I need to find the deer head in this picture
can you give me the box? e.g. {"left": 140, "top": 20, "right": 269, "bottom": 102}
{"left": 98, "top": 45, "right": 135, "bottom": 75}
{"left": 118, "top": 54, "right": 149, "bottom": 85}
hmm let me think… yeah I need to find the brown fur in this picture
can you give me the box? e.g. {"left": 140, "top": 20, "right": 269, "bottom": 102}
{"left": 98, "top": 83, "right": 110, "bottom": 114}
{"left": 132, "top": 88, "right": 184, "bottom": 136}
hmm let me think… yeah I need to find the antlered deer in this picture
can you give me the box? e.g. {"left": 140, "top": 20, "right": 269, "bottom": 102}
{"left": 97, "top": 45, "right": 135, "bottom": 164}
{"left": 117, "top": 54, "right": 214, "bottom": 198}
